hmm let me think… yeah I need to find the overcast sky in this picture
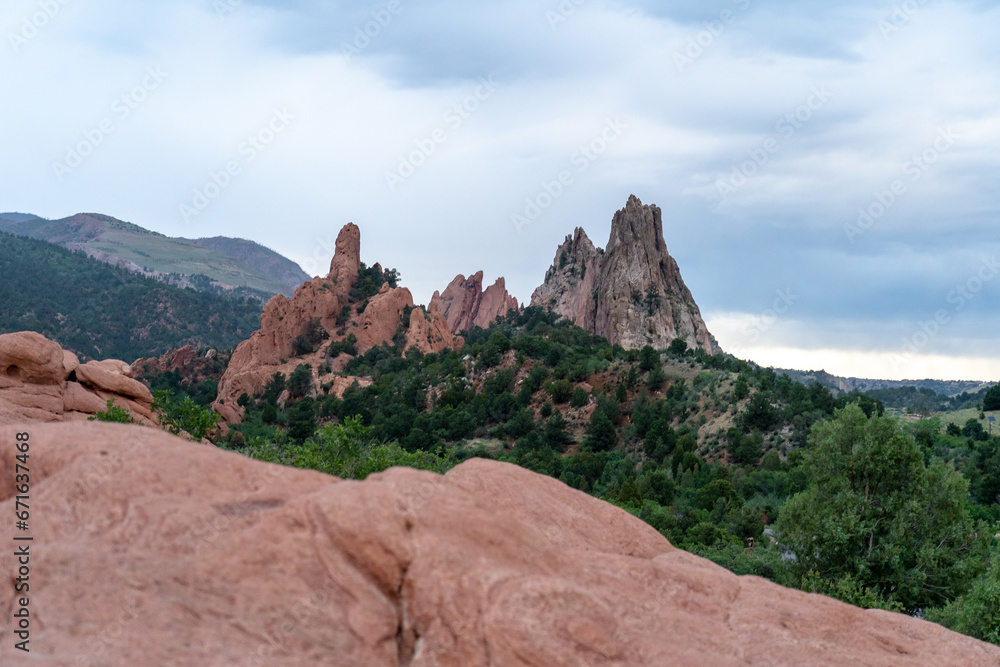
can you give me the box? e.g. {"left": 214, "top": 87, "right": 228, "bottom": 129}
{"left": 2, "top": 0, "right": 998, "bottom": 381}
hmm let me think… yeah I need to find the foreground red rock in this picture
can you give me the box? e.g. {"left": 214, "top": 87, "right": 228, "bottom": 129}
{"left": 1, "top": 422, "right": 996, "bottom": 666}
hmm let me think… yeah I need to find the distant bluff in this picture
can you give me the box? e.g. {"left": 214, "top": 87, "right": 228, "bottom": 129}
{"left": 531, "top": 195, "right": 719, "bottom": 353}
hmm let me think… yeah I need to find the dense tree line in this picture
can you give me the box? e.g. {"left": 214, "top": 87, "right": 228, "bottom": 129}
{"left": 0, "top": 231, "right": 262, "bottom": 361}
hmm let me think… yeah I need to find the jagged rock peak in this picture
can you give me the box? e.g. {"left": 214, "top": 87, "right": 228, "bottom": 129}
{"left": 531, "top": 195, "right": 719, "bottom": 353}
{"left": 431, "top": 271, "right": 520, "bottom": 333}
{"left": 213, "top": 223, "right": 460, "bottom": 423}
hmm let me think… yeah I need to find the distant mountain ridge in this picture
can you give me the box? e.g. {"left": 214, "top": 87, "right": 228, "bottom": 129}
{"left": 0, "top": 212, "right": 309, "bottom": 299}
{"left": 774, "top": 368, "right": 994, "bottom": 397}
{"left": 0, "top": 212, "right": 42, "bottom": 224}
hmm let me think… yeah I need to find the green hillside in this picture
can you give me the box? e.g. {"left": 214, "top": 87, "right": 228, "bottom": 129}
{"left": 0, "top": 212, "right": 309, "bottom": 298}
{"left": 0, "top": 231, "right": 262, "bottom": 362}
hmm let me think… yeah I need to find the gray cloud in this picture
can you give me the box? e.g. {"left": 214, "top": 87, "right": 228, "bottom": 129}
{"left": 1, "top": 0, "right": 998, "bottom": 379}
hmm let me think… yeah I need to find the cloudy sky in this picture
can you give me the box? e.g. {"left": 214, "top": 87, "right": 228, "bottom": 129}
{"left": 2, "top": 0, "right": 998, "bottom": 381}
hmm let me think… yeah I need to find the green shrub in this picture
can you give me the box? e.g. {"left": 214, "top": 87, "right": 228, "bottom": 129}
{"left": 89, "top": 399, "right": 135, "bottom": 424}
{"left": 153, "top": 390, "right": 220, "bottom": 441}
{"left": 547, "top": 379, "right": 574, "bottom": 404}
{"left": 927, "top": 555, "right": 1000, "bottom": 645}
{"left": 570, "top": 386, "right": 589, "bottom": 408}
{"left": 328, "top": 333, "right": 359, "bottom": 358}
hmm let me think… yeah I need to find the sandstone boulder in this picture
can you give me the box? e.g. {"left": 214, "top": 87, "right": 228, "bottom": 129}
{"left": 531, "top": 196, "right": 720, "bottom": 353}
{"left": 0, "top": 332, "right": 156, "bottom": 427}
{"left": 61, "top": 349, "right": 80, "bottom": 380}
{"left": 76, "top": 361, "right": 153, "bottom": 403}
{"left": 0, "top": 421, "right": 996, "bottom": 666}
{"left": 0, "top": 331, "right": 65, "bottom": 385}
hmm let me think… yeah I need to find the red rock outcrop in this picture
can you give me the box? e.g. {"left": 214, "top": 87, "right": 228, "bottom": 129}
{"left": 405, "top": 301, "right": 458, "bottom": 354}
{"left": 2, "top": 420, "right": 997, "bottom": 666}
{"left": 131, "top": 345, "right": 225, "bottom": 393}
{"left": 431, "top": 271, "right": 520, "bottom": 333}
{"left": 531, "top": 196, "right": 720, "bottom": 352}
{"left": 0, "top": 331, "right": 156, "bottom": 426}
{"left": 214, "top": 224, "right": 460, "bottom": 423}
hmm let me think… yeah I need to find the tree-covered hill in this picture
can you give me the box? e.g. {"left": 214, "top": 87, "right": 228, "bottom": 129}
{"left": 0, "top": 231, "right": 262, "bottom": 362}
{"left": 0, "top": 212, "right": 310, "bottom": 298}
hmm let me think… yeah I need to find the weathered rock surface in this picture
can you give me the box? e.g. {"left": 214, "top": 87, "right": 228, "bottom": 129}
{"left": 214, "top": 224, "right": 460, "bottom": 423}
{"left": 0, "top": 332, "right": 156, "bottom": 426}
{"left": 431, "top": 271, "right": 520, "bottom": 333}
{"left": 531, "top": 195, "right": 719, "bottom": 352}
{"left": 1, "top": 420, "right": 997, "bottom": 666}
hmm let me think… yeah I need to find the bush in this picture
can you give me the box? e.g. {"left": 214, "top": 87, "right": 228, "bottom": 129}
{"left": 263, "top": 416, "right": 458, "bottom": 480}
{"left": 547, "top": 379, "right": 574, "bottom": 404}
{"left": 584, "top": 410, "right": 616, "bottom": 452}
{"left": 89, "top": 399, "right": 135, "bottom": 424}
{"left": 984, "top": 384, "right": 1000, "bottom": 411}
{"left": 288, "top": 398, "right": 317, "bottom": 443}
{"left": 287, "top": 364, "right": 314, "bottom": 399}
{"left": 962, "top": 418, "right": 988, "bottom": 442}
{"left": 292, "top": 317, "right": 330, "bottom": 355}
{"left": 639, "top": 345, "right": 660, "bottom": 372}
{"left": 801, "top": 571, "right": 904, "bottom": 613}
{"left": 328, "top": 333, "right": 358, "bottom": 358}
{"left": 927, "top": 555, "right": 1000, "bottom": 645}
{"left": 738, "top": 392, "right": 779, "bottom": 432}
{"left": 647, "top": 367, "right": 666, "bottom": 391}
{"left": 570, "top": 386, "right": 589, "bottom": 408}
{"left": 668, "top": 338, "right": 688, "bottom": 356}
{"left": 153, "top": 390, "right": 220, "bottom": 441}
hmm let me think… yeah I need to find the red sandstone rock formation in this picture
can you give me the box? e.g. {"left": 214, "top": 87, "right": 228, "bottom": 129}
{"left": 0, "top": 331, "right": 156, "bottom": 426}
{"left": 431, "top": 271, "right": 520, "bottom": 333}
{"left": 1, "top": 420, "right": 997, "bottom": 665}
{"left": 213, "top": 224, "right": 460, "bottom": 423}
{"left": 531, "top": 196, "right": 719, "bottom": 353}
